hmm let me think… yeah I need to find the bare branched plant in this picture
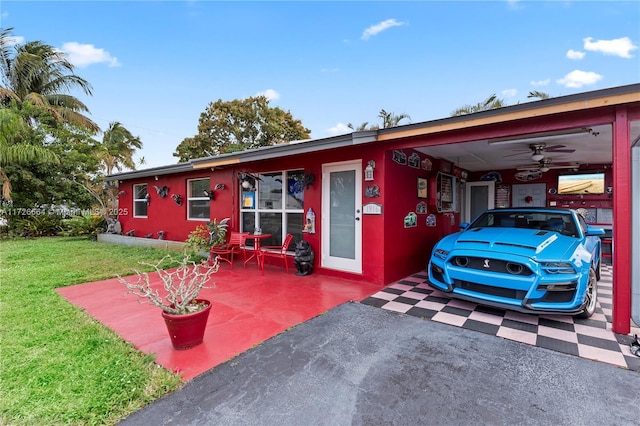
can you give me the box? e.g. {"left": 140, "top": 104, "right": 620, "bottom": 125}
{"left": 117, "top": 254, "right": 218, "bottom": 315}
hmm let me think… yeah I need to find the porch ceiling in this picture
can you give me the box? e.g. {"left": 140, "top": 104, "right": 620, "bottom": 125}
{"left": 415, "top": 122, "right": 640, "bottom": 173}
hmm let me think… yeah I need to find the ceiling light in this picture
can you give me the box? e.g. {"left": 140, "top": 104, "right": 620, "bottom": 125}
{"left": 540, "top": 166, "right": 550, "bottom": 173}
{"left": 531, "top": 152, "right": 544, "bottom": 161}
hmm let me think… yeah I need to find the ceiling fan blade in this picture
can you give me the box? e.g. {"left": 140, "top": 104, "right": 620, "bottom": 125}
{"left": 542, "top": 144, "right": 566, "bottom": 150}
{"left": 544, "top": 145, "right": 576, "bottom": 153}
{"left": 503, "top": 151, "right": 530, "bottom": 158}
{"left": 547, "top": 148, "right": 576, "bottom": 153}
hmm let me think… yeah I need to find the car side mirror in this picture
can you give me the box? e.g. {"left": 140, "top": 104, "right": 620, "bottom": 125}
{"left": 460, "top": 222, "right": 470, "bottom": 230}
{"left": 585, "top": 226, "right": 605, "bottom": 236}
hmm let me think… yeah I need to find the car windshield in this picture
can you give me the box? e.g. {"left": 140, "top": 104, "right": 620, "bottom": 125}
{"left": 469, "top": 211, "right": 578, "bottom": 237}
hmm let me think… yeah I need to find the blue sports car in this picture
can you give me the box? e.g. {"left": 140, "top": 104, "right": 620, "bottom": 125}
{"left": 428, "top": 208, "right": 605, "bottom": 318}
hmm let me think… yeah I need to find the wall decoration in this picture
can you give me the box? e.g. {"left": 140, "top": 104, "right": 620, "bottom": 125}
{"left": 154, "top": 185, "right": 169, "bottom": 198}
{"left": 495, "top": 184, "right": 511, "bottom": 208}
{"left": 421, "top": 158, "right": 432, "bottom": 171}
{"left": 417, "top": 177, "right": 428, "bottom": 199}
{"left": 392, "top": 150, "right": 407, "bottom": 165}
{"left": 416, "top": 201, "right": 428, "bottom": 214}
{"left": 426, "top": 214, "right": 436, "bottom": 227}
{"left": 364, "top": 160, "right": 375, "bottom": 181}
{"left": 408, "top": 153, "right": 421, "bottom": 168}
{"left": 440, "top": 160, "right": 452, "bottom": 173}
{"left": 514, "top": 170, "right": 542, "bottom": 182}
{"left": 242, "top": 192, "right": 255, "bottom": 208}
{"left": 404, "top": 212, "right": 417, "bottom": 228}
{"left": 365, "top": 185, "right": 381, "bottom": 198}
{"left": 171, "top": 194, "right": 183, "bottom": 206}
{"left": 480, "top": 171, "right": 502, "bottom": 182}
{"left": 363, "top": 202, "right": 382, "bottom": 215}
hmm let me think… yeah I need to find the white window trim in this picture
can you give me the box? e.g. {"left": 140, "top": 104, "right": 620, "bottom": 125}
{"left": 133, "top": 184, "right": 148, "bottom": 218}
{"left": 241, "top": 169, "right": 304, "bottom": 242}
{"left": 187, "top": 178, "right": 210, "bottom": 221}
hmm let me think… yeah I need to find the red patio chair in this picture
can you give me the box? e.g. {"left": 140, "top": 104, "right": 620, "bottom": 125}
{"left": 209, "top": 231, "right": 249, "bottom": 269}
{"left": 257, "top": 233, "right": 294, "bottom": 275}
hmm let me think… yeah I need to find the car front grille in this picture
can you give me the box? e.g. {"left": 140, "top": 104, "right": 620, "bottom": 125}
{"left": 453, "top": 280, "right": 528, "bottom": 301}
{"left": 449, "top": 256, "right": 533, "bottom": 276}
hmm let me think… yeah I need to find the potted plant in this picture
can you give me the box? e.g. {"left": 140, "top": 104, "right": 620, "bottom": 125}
{"left": 185, "top": 217, "right": 230, "bottom": 256}
{"left": 117, "top": 254, "right": 219, "bottom": 350}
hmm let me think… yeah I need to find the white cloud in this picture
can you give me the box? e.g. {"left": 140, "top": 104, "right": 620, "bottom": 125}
{"left": 256, "top": 89, "right": 280, "bottom": 101}
{"left": 502, "top": 89, "right": 518, "bottom": 98}
{"left": 531, "top": 79, "right": 551, "bottom": 86}
{"left": 327, "top": 122, "right": 352, "bottom": 136}
{"left": 566, "top": 49, "right": 585, "bottom": 60}
{"left": 0, "top": 34, "right": 24, "bottom": 47}
{"left": 556, "top": 70, "right": 603, "bottom": 88}
{"left": 361, "top": 19, "right": 406, "bottom": 40}
{"left": 583, "top": 36, "right": 637, "bottom": 58}
{"left": 61, "top": 42, "right": 120, "bottom": 68}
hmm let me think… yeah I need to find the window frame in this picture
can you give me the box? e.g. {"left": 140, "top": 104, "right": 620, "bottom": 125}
{"left": 133, "top": 183, "right": 148, "bottom": 218}
{"left": 187, "top": 178, "right": 211, "bottom": 221}
{"left": 240, "top": 169, "right": 304, "bottom": 249}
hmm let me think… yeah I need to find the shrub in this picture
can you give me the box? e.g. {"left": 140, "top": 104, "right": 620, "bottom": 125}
{"left": 62, "top": 214, "right": 107, "bottom": 239}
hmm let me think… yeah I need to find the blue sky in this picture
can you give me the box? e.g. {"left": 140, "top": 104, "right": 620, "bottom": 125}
{"left": 1, "top": 1, "right": 639, "bottom": 169}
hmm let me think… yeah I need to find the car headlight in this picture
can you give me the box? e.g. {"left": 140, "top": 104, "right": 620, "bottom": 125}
{"left": 433, "top": 248, "right": 449, "bottom": 260}
{"left": 541, "top": 262, "right": 576, "bottom": 274}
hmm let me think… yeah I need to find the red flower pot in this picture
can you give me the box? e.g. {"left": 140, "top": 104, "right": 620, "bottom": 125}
{"left": 161, "top": 299, "right": 211, "bottom": 350}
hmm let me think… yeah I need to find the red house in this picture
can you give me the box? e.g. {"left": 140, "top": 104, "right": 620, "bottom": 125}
{"left": 106, "top": 84, "right": 640, "bottom": 334}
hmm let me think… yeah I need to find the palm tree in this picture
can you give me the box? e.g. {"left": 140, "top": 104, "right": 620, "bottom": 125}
{"left": 378, "top": 109, "right": 411, "bottom": 128}
{"left": 450, "top": 94, "right": 505, "bottom": 117}
{"left": 97, "top": 121, "right": 143, "bottom": 175}
{"left": 0, "top": 27, "right": 98, "bottom": 131}
{"left": 0, "top": 107, "right": 58, "bottom": 199}
{"left": 347, "top": 122, "right": 377, "bottom": 131}
{"left": 527, "top": 90, "right": 551, "bottom": 100}
{"left": 348, "top": 109, "right": 411, "bottom": 131}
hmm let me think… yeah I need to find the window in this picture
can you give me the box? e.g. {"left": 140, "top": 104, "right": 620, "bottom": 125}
{"left": 133, "top": 184, "right": 148, "bottom": 217}
{"left": 188, "top": 178, "right": 210, "bottom": 221}
{"left": 241, "top": 169, "right": 304, "bottom": 250}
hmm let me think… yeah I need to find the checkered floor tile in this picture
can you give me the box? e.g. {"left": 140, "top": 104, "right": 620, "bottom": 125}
{"left": 361, "top": 264, "right": 640, "bottom": 372}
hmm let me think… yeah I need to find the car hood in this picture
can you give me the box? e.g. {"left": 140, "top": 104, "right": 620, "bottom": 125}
{"left": 439, "top": 227, "right": 584, "bottom": 261}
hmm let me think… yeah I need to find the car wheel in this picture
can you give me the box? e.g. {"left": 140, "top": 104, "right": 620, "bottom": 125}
{"left": 576, "top": 268, "right": 598, "bottom": 319}
{"left": 595, "top": 259, "right": 601, "bottom": 281}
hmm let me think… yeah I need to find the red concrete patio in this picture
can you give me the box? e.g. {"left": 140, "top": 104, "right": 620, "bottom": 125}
{"left": 56, "top": 263, "right": 383, "bottom": 381}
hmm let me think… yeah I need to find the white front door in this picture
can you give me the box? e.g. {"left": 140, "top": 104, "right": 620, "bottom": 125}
{"left": 512, "top": 183, "right": 547, "bottom": 207}
{"left": 321, "top": 161, "right": 362, "bottom": 273}
{"left": 464, "top": 181, "right": 495, "bottom": 222}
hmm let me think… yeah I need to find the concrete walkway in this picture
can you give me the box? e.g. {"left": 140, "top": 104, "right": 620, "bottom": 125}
{"left": 119, "top": 303, "right": 640, "bottom": 426}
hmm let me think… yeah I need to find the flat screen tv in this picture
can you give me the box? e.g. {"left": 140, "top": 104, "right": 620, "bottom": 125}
{"left": 557, "top": 172, "right": 605, "bottom": 195}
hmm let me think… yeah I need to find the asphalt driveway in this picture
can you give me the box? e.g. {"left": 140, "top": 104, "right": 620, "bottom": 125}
{"left": 120, "top": 302, "right": 640, "bottom": 426}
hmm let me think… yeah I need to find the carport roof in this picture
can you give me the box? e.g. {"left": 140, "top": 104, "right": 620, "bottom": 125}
{"left": 106, "top": 83, "right": 640, "bottom": 182}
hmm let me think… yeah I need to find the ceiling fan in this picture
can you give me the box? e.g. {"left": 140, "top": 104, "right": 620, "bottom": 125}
{"left": 516, "top": 158, "right": 580, "bottom": 173}
{"left": 504, "top": 143, "right": 576, "bottom": 161}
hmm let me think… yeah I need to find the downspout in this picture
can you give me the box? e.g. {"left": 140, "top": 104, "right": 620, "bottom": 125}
{"left": 632, "top": 137, "right": 640, "bottom": 327}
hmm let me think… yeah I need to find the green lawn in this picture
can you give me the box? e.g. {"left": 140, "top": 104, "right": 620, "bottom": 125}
{"left": 0, "top": 237, "right": 185, "bottom": 425}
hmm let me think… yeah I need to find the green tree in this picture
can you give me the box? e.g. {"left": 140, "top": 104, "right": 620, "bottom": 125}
{"left": 450, "top": 94, "right": 505, "bottom": 117}
{"left": 527, "top": 90, "right": 551, "bottom": 100}
{"left": 348, "top": 109, "right": 411, "bottom": 131}
{"left": 0, "top": 105, "right": 58, "bottom": 200}
{"left": 378, "top": 109, "right": 411, "bottom": 128}
{"left": 173, "top": 96, "right": 310, "bottom": 162}
{"left": 347, "top": 121, "right": 375, "bottom": 131}
{"left": 2, "top": 103, "right": 97, "bottom": 209}
{"left": 97, "top": 121, "right": 143, "bottom": 176}
{"left": 0, "top": 27, "right": 98, "bottom": 131}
